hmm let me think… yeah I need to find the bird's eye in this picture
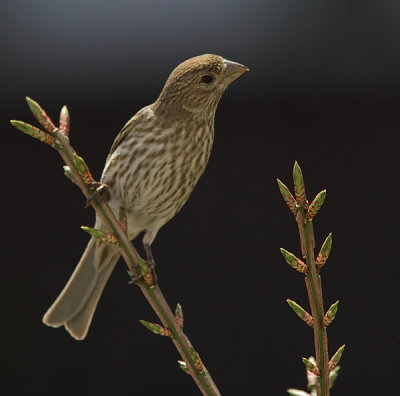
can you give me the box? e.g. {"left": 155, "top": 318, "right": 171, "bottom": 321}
{"left": 200, "top": 74, "right": 214, "bottom": 84}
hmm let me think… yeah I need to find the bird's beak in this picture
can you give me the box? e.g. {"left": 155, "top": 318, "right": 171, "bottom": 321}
{"left": 223, "top": 59, "right": 249, "bottom": 83}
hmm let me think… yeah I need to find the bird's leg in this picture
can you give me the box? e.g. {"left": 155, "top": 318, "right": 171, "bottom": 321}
{"left": 85, "top": 182, "right": 110, "bottom": 208}
{"left": 144, "top": 242, "right": 158, "bottom": 284}
{"left": 129, "top": 243, "right": 158, "bottom": 285}
{"left": 144, "top": 243, "right": 155, "bottom": 270}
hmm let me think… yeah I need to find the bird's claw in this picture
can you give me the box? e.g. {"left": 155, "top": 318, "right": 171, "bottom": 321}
{"left": 128, "top": 259, "right": 158, "bottom": 286}
{"left": 85, "top": 182, "right": 110, "bottom": 208}
{"left": 128, "top": 273, "right": 142, "bottom": 285}
{"left": 146, "top": 259, "right": 158, "bottom": 284}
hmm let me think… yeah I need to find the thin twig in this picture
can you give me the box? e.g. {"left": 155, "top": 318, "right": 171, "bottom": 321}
{"left": 278, "top": 162, "right": 344, "bottom": 396}
{"left": 11, "top": 98, "right": 221, "bottom": 396}
{"left": 298, "top": 214, "right": 330, "bottom": 396}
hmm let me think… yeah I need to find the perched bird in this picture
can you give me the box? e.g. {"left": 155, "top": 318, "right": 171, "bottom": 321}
{"left": 43, "top": 54, "right": 248, "bottom": 340}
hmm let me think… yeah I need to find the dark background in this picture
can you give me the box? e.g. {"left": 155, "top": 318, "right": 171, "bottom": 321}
{"left": 2, "top": 1, "right": 399, "bottom": 395}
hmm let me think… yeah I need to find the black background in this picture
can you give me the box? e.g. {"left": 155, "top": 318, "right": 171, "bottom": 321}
{"left": 2, "top": 1, "right": 399, "bottom": 395}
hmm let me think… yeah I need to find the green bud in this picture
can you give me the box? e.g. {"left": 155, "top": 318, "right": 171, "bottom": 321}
{"left": 306, "top": 190, "right": 326, "bottom": 220}
{"left": 302, "top": 357, "right": 320, "bottom": 376}
{"left": 277, "top": 179, "right": 298, "bottom": 216}
{"left": 287, "top": 389, "right": 310, "bottom": 396}
{"left": 280, "top": 248, "right": 307, "bottom": 274}
{"left": 189, "top": 347, "right": 204, "bottom": 373}
{"left": 190, "top": 347, "right": 200, "bottom": 362}
{"left": 329, "top": 366, "right": 341, "bottom": 387}
{"left": 287, "top": 299, "right": 313, "bottom": 326}
{"left": 59, "top": 105, "right": 70, "bottom": 135}
{"left": 175, "top": 303, "right": 184, "bottom": 328}
{"left": 26, "top": 96, "right": 56, "bottom": 133}
{"left": 73, "top": 154, "right": 89, "bottom": 174}
{"left": 63, "top": 165, "right": 74, "bottom": 181}
{"left": 293, "top": 161, "right": 307, "bottom": 207}
{"left": 80, "top": 226, "right": 106, "bottom": 240}
{"left": 178, "top": 360, "right": 189, "bottom": 373}
{"left": 10, "top": 120, "right": 57, "bottom": 149}
{"left": 323, "top": 300, "right": 339, "bottom": 327}
{"left": 329, "top": 345, "right": 345, "bottom": 370}
{"left": 306, "top": 356, "right": 318, "bottom": 390}
{"left": 316, "top": 233, "right": 333, "bottom": 269}
{"left": 139, "top": 320, "right": 163, "bottom": 335}
{"left": 138, "top": 257, "right": 150, "bottom": 277}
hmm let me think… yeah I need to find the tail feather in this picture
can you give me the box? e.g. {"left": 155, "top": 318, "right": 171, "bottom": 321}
{"left": 43, "top": 237, "right": 120, "bottom": 340}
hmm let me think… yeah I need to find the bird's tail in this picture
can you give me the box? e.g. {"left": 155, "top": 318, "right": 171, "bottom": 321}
{"left": 42, "top": 237, "right": 120, "bottom": 340}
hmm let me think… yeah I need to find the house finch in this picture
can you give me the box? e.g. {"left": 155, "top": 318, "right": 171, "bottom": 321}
{"left": 43, "top": 54, "right": 248, "bottom": 340}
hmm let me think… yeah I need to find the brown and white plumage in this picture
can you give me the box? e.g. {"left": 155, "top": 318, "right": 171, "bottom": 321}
{"left": 43, "top": 54, "right": 248, "bottom": 339}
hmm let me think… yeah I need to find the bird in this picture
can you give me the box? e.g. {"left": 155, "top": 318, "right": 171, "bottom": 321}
{"left": 42, "top": 54, "right": 248, "bottom": 340}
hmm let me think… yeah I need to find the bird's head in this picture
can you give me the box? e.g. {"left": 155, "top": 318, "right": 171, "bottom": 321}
{"left": 156, "top": 54, "right": 248, "bottom": 118}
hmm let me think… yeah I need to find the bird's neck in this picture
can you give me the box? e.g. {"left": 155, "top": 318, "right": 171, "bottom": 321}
{"left": 153, "top": 97, "right": 217, "bottom": 124}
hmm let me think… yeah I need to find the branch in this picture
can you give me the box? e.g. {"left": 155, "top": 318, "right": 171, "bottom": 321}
{"left": 278, "top": 162, "right": 344, "bottom": 396}
{"left": 11, "top": 97, "right": 221, "bottom": 396}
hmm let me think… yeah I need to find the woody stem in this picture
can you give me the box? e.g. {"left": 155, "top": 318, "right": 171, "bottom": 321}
{"left": 296, "top": 209, "right": 330, "bottom": 396}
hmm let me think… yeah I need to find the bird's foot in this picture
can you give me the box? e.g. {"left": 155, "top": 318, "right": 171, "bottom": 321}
{"left": 146, "top": 258, "right": 158, "bottom": 285}
{"left": 144, "top": 243, "right": 158, "bottom": 284}
{"left": 128, "top": 271, "right": 141, "bottom": 285}
{"left": 85, "top": 182, "right": 110, "bottom": 208}
{"left": 128, "top": 259, "right": 158, "bottom": 286}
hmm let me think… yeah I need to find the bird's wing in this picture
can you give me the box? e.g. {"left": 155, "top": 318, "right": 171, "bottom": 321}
{"left": 107, "top": 105, "right": 153, "bottom": 159}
